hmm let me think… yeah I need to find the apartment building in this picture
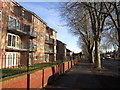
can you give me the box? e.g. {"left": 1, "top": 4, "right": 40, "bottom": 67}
{"left": 66, "top": 49, "right": 73, "bottom": 60}
{"left": 31, "top": 13, "right": 47, "bottom": 65}
{"left": 56, "top": 40, "right": 66, "bottom": 61}
{"left": 0, "top": 0, "right": 50, "bottom": 69}
{"left": 45, "top": 26, "right": 57, "bottom": 62}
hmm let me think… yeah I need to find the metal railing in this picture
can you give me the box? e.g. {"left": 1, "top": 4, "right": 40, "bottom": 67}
{"left": 8, "top": 22, "right": 27, "bottom": 34}
{"left": 29, "top": 31, "right": 37, "bottom": 38}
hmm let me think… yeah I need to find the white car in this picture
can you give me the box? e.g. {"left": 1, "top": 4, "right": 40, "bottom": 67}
{"left": 105, "top": 55, "right": 111, "bottom": 59}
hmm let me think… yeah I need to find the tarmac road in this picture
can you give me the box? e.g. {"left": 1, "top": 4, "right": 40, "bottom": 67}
{"left": 101, "top": 59, "right": 120, "bottom": 76}
{"left": 43, "top": 60, "right": 120, "bottom": 89}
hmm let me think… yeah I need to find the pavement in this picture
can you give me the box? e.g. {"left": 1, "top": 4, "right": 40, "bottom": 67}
{"left": 43, "top": 60, "right": 120, "bottom": 89}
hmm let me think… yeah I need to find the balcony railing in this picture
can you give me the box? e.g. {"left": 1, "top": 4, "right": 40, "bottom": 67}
{"left": 6, "top": 41, "right": 28, "bottom": 51}
{"left": 20, "top": 42, "right": 28, "bottom": 50}
{"left": 49, "top": 39, "right": 54, "bottom": 44}
{"left": 29, "top": 44, "right": 37, "bottom": 52}
{"left": 45, "top": 38, "right": 54, "bottom": 44}
{"left": 29, "top": 31, "right": 37, "bottom": 39}
{"left": 49, "top": 49, "right": 54, "bottom": 53}
{"left": 8, "top": 23, "right": 27, "bottom": 35}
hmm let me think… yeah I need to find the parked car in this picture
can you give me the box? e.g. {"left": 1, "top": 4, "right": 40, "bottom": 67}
{"left": 105, "top": 55, "right": 111, "bottom": 59}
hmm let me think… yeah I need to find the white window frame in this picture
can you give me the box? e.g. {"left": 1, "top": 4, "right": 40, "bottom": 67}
{"left": 34, "top": 54, "right": 37, "bottom": 60}
{"left": 40, "top": 43, "right": 43, "bottom": 49}
{"left": 34, "top": 18, "right": 39, "bottom": 24}
{"left": 7, "top": 33, "right": 21, "bottom": 49}
{"left": 29, "top": 53, "right": 31, "bottom": 65}
{"left": 40, "top": 54, "right": 43, "bottom": 60}
{"left": 6, "top": 52, "right": 18, "bottom": 68}
{"left": 0, "top": 10, "right": 2, "bottom": 21}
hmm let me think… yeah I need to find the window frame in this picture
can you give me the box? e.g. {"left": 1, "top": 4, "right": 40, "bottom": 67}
{"left": 7, "top": 33, "right": 21, "bottom": 49}
{"left": 0, "top": 10, "right": 2, "bottom": 21}
{"left": 34, "top": 54, "right": 37, "bottom": 60}
{"left": 8, "top": 16, "right": 16, "bottom": 29}
{"left": 6, "top": 52, "right": 18, "bottom": 68}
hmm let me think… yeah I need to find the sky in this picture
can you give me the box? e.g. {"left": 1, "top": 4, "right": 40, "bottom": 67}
{"left": 15, "top": 1, "right": 81, "bottom": 53}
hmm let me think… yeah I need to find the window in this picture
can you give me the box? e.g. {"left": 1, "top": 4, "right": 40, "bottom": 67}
{"left": 16, "top": 36, "right": 20, "bottom": 48}
{"left": 40, "top": 54, "right": 43, "bottom": 60}
{"left": 46, "top": 30, "right": 49, "bottom": 33}
{"left": 8, "top": 34, "right": 12, "bottom": 46}
{"left": 8, "top": 16, "right": 16, "bottom": 29}
{"left": 33, "top": 42, "right": 37, "bottom": 51}
{"left": 45, "top": 54, "right": 49, "bottom": 62}
{"left": 29, "top": 53, "right": 31, "bottom": 65}
{"left": 22, "top": 10, "right": 26, "bottom": 19}
{"left": 40, "top": 43, "right": 43, "bottom": 49}
{"left": 42, "top": 23, "right": 44, "bottom": 28}
{"left": 34, "top": 18, "right": 39, "bottom": 24}
{"left": 16, "top": 20, "right": 20, "bottom": 30}
{"left": 0, "top": 10, "right": 2, "bottom": 21}
{"left": 6, "top": 52, "right": 18, "bottom": 68}
{"left": 34, "top": 54, "right": 37, "bottom": 60}
{"left": 7, "top": 33, "right": 21, "bottom": 49}
{"left": 41, "top": 33, "right": 44, "bottom": 38}
{"left": 45, "top": 35, "right": 49, "bottom": 41}
{"left": 12, "top": 36, "right": 16, "bottom": 47}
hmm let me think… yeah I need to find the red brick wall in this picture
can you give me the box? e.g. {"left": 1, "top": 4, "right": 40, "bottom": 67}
{"left": 1, "top": 59, "right": 79, "bottom": 89}
{"left": 30, "top": 70, "right": 43, "bottom": 88}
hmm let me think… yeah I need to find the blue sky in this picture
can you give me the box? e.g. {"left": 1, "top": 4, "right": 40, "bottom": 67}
{"left": 16, "top": 1, "right": 81, "bottom": 53}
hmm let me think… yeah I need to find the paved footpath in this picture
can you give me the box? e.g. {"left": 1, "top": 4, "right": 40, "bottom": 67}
{"left": 43, "top": 60, "right": 120, "bottom": 89}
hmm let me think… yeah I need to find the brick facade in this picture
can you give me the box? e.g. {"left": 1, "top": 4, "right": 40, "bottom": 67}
{"left": 0, "top": 0, "right": 57, "bottom": 68}
{"left": 56, "top": 40, "right": 66, "bottom": 60}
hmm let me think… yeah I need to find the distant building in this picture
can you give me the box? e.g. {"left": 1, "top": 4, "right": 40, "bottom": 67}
{"left": 56, "top": 40, "right": 66, "bottom": 61}
{"left": 66, "top": 49, "right": 73, "bottom": 60}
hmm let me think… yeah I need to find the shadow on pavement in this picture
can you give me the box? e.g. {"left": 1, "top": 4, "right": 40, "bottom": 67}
{"left": 43, "top": 60, "right": 120, "bottom": 89}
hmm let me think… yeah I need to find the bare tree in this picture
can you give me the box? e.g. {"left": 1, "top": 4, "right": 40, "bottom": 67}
{"left": 82, "top": 2, "right": 115, "bottom": 69}
{"left": 60, "top": 2, "right": 115, "bottom": 69}
{"left": 60, "top": 2, "right": 94, "bottom": 63}
{"left": 103, "top": 2, "right": 120, "bottom": 57}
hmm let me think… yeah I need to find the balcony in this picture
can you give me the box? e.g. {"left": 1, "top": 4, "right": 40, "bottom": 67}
{"left": 8, "top": 22, "right": 27, "bottom": 35}
{"left": 29, "top": 44, "right": 37, "bottom": 52}
{"left": 44, "top": 44, "right": 50, "bottom": 53}
{"left": 20, "top": 42, "right": 28, "bottom": 51}
{"left": 6, "top": 42, "right": 28, "bottom": 52}
{"left": 49, "top": 49, "right": 54, "bottom": 54}
{"left": 45, "top": 38, "right": 54, "bottom": 45}
{"left": 45, "top": 49, "right": 50, "bottom": 53}
{"left": 49, "top": 39, "right": 54, "bottom": 44}
{"left": 29, "top": 31, "right": 37, "bottom": 39}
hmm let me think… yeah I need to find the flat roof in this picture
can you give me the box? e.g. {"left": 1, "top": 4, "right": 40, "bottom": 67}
{"left": 46, "top": 26, "right": 57, "bottom": 33}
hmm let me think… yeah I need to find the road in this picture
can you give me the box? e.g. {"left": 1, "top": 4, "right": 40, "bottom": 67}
{"left": 43, "top": 60, "right": 120, "bottom": 89}
{"left": 101, "top": 59, "right": 120, "bottom": 76}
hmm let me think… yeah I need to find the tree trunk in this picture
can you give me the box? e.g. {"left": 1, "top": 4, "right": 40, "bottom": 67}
{"left": 92, "top": 51, "right": 94, "bottom": 63}
{"left": 118, "top": 27, "right": 120, "bottom": 57}
{"left": 88, "top": 49, "right": 94, "bottom": 63}
{"left": 95, "top": 39, "right": 101, "bottom": 69}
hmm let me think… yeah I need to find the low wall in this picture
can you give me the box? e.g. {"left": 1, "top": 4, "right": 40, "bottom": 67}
{"left": 1, "top": 59, "right": 80, "bottom": 89}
